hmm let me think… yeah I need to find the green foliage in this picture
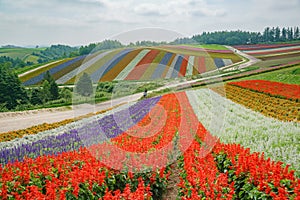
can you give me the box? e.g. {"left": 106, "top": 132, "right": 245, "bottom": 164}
{"left": 192, "top": 26, "right": 300, "bottom": 45}
{"left": 43, "top": 71, "right": 59, "bottom": 100}
{"left": 79, "top": 43, "right": 97, "bottom": 55}
{"left": 79, "top": 40, "right": 123, "bottom": 55}
{"left": 42, "top": 80, "right": 51, "bottom": 102}
{"left": 59, "top": 87, "right": 72, "bottom": 101}
{"left": 35, "top": 44, "right": 78, "bottom": 63}
{"left": 0, "top": 63, "right": 28, "bottom": 109}
{"left": 30, "top": 88, "right": 44, "bottom": 105}
{"left": 0, "top": 56, "right": 26, "bottom": 69}
{"left": 75, "top": 73, "right": 93, "bottom": 97}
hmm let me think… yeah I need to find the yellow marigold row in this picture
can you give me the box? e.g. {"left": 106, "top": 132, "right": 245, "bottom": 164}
{"left": 212, "top": 84, "right": 300, "bottom": 122}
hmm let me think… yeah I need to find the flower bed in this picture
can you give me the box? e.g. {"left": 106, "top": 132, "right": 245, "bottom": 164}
{"left": 213, "top": 84, "right": 300, "bottom": 122}
{"left": 0, "top": 105, "right": 121, "bottom": 143}
{"left": 1, "top": 90, "right": 299, "bottom": 199}
{"left": 125, "top": 49, "right": 160, "bottom": 80}
{"left": 151, "top": 52, "right": 174, "bottom": 79}
{"left": 23, "top": 56, "right": 86, "bottom": 86}
{"left": 228, "top": 80, "right": 300, "bottom": 101}
{"left": 0, "top": 97, "right": 160, "bottom": 165}
{"left": 140, "top": 51, "right": 166, "bottom": 80}
{"left": 178, "top": 131, "right": 300, "bottom": 199}
{"left": 91, "top": 49, "right": 133, "bottom": 82}
{"left": 186, "top": 89, "right": 300, "bottom": 174}
{"left": 0, "top": 147, "right": 170, "bottom": 199}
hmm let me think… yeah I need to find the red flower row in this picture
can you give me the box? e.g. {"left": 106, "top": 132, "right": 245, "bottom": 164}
{"left": 178, "top": 123, "right": 300, "bottom": 199}
{"left": 0, "top": 147, "right": 168, "bottom": 199}
{"left": 229, "top": 80, "right": 300, "bottom": 100}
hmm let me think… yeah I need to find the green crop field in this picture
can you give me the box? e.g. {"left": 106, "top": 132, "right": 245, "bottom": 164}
{"left": 237, "top": 65, "right": 300, "bottom": 85}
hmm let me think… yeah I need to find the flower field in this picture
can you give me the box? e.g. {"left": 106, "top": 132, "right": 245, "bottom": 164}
{"left": 20, "top": 45, "right": 242, "bottom": 85}
{"left": 1, "top": 87, "right": 300, "bottom": 199}
{"left": 228, "top": 80, "right": 300, "bottom": 101}
{"left": 186, "top": 89, "right": 300, "bottom": 173}
{"left": 234, "top": 43, "right": 300, "bottom": 61}
{"left": 212, "top": 84, "right": 300, "bottom": 122}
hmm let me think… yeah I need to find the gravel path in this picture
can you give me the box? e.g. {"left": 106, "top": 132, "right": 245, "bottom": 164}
{"left": 0, "top": 93, "right": 143, "bottom": 133}
{"left": 225, "top": 46, "right": 261, "bottom": 69}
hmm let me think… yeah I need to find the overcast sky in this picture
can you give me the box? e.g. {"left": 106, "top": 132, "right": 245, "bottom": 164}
{"left": 0, "top": 0, "right": 299, "bottom": 46}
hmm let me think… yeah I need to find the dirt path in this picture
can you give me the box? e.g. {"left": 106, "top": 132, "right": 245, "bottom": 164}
{"left": 0, "top": 93, "right": 143, "bottom": 133}
{"left": 225, "top": 45, "right": 261, "bottom": 69}
{"left": 162, "top": 162, "right": 180, "bottom": 200}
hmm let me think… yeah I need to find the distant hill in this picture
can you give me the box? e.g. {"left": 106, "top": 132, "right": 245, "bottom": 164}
{"left": 1, "top": 45, "right": 23, "bottom": 48}
{"left": 0, "top": 45, "right": 78, "bottom": 69}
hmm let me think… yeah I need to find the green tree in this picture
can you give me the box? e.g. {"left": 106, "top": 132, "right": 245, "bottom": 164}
{"left": 295, "top": 27, "right": 300, "bottom": 40}
{"left": 275, "top": 27, "right": 281, "bottom": 42}
{"left": 287, "top": 27, "right": 294, "bottom": 41}
{"left": 59, "top": 87, "right": 72, "bottom": 101}
{"left": 75, "top": 73, "right": 93, "bottom": 97}
{"left": 42, "top": 80, "right": 51, "bottom": 102}
{"left": 43, "top": 71, "right": 59, "bottom": 100}
{"left": 281, "top": 28, "right": 287, "bottom": 41}
{"left": 30, "top": 88, "right": 43, "bottom": 105}
{"left": 49, "top": 80, "right": 59, "bottom": 100}
{"left": 0, "top": 63, "right": 28, "bottom": 109}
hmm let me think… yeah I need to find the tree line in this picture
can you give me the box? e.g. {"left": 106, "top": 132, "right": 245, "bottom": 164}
{"left": 191, "top": 26, "right": 300, "bottom": 45}
{"left": 0, "top": 64, "right": 72, "bottom": 111}
{"left": 33, "top": 44, "right": 78, "bottom": 63}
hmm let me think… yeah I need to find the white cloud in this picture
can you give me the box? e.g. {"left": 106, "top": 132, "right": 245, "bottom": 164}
{"left": 0, "top": 0, "right": 299, "bottom": 46}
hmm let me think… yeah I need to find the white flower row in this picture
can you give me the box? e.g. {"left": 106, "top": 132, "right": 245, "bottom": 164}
{"left": 186, "top": 89, "right": 300, "bottom": 172}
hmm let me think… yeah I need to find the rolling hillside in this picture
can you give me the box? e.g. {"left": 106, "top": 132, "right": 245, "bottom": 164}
{"left": 0, "top": 47, "right": 45, "bottom": 64}
{"left": 20, "top": 45, "right": 242, "bottom": 85}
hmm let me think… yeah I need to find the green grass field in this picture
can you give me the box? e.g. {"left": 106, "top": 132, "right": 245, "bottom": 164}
{"left": 0, "top": 47, "right": 44, "bottom": 58}
{"left": 199, "top": 44, "right": 229, "bottom": 50}
{"left": 0, "top": 47, "right": 45, "bottom": 64}
{"left": 237, "top": 65, "right": 300, "bottom": 85}
{"left": 182, "top": 44, "right": 229, "bottom": 50}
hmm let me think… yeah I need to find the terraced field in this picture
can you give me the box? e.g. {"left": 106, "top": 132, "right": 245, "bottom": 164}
{"left": 20, "top": 45, "right": 242, "bottom": 85}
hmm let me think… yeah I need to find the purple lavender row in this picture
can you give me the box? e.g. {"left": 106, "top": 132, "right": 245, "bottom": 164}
{"left": 0, "top": 96, "right": 161, "bottom": 165}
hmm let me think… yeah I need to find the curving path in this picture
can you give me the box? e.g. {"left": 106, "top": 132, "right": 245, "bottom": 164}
{"left": 0, "top": 93, "right": 143, "bottom": 133}
{"left": 225, "top": 45, "right": 261, "bottom": 69}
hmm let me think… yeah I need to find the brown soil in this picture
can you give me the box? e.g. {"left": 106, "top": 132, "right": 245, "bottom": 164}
{"left": 162, "top": 162, "right": 181, "bottom": 200}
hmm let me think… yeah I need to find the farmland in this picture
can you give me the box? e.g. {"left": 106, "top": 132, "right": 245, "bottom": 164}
{"left": 1, "top": 41, "right": 300, "bottom": 199}
{"left": 19, "top": 45, "right": 242, "bottom": 85}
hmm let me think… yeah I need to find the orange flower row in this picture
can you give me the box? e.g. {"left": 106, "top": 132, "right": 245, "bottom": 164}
{"left": 229, "top": 80, "right": 300, "bottom": 101}
{"left": 212, "top": 84, "right": 300, "bottom": 122}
